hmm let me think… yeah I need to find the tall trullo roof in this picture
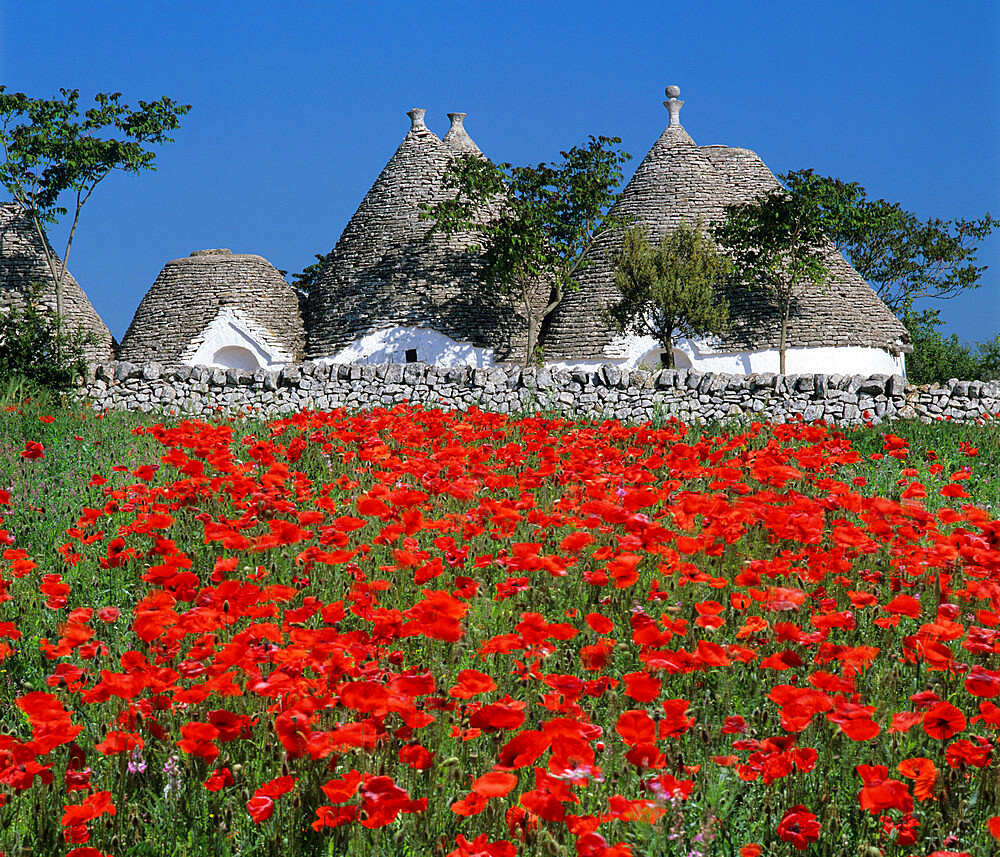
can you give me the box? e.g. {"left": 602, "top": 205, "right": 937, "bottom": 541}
{"left": 117, "top": 248, "right": 305, "bottom": 366}
{"left": 305, "top": 109, "right": 527, "bottom": 361}
{"left": 544, "top": 87, "right": 912, "bottom": 362}
{"left": 0, "top": 203, "right": 114, "bottom": 362}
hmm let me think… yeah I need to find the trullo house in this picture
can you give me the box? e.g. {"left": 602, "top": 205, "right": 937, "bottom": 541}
{"left": 0, "top": 202, "right": 115, "bottom": 363}
{"left": 543, "top": 87, "right": 912, "bottom": 376}
{"left": 305, "top": 109, "right": 527, "bottom": 367}
{"left": 116, "top": 248, "right": 305, "bottom": 370}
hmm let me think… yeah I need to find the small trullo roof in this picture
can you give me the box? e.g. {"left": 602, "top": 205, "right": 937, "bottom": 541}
{"left": 305, "top": 109, "right": 527, "bottom": 361}
{"left": 117, "top": 248, "right": 305, "bottom": 366}
{"left": 543, "top": 88, "right": 913, "bottom": 362}
{"left": 0, "top": 203, "right": 114, "bottom": 362}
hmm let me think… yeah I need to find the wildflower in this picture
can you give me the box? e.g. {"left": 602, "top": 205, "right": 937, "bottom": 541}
{"left": 126, "top": 745, "right": 146, "bottom": 774}
{"left": 20, "top": 441, "right": 44, "bottom": 459}
{"left": 162, "top": 754, "right": 182, "bottom": 798}
{"left": 923, "top": 701, "right": 967, "bottom": 740}
{"left": 776, "top": 805, "right": 821, "bottom": 850}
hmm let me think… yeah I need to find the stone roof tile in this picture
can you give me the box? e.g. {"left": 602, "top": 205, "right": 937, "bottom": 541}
{"left": 0, "top": 203, "right": 114, "bottom": 362}
{"left": 544, "top": 88, "right": 912, "bottom": 360}
{"left": 117, "top": 248, "right": 305, "bottom": 366}
{"left": 305, "top": 109, "right": 528, "bottom": 361}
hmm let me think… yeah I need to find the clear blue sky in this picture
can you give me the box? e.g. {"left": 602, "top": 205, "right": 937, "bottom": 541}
{"left": 2, "top": 0, "right": 998, "bottom": 346}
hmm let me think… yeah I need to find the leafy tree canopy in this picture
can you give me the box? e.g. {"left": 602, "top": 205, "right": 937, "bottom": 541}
{"left": 419, "top": 136, "right": 632, "bottom": 365}
{"left": 713, "top": 188, "right": 831, "bottom": 375}
{"left": 0, "top": 282, "right": 91, "bottom": 393}
{"left": 0, "top": 86, "right": 190, "bottom": 350}
{"left": 607, "top": 218, "right": 731, "bottom": 369}
{"left": 779, "top": 169, "right": 996, "bottom": 316}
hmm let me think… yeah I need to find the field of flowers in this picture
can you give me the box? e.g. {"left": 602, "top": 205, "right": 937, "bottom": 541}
{"left": 0, "top": 398, "right": 998, "bottom": 857}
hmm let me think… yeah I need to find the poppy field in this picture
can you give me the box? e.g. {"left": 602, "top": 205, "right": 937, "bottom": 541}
{"left": 1, "top": 399, "right": 999, "bottom": 857}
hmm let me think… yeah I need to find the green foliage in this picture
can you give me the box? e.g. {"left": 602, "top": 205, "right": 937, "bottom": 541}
{"left": 900, "top": 304, "right": 1000, "bottom": 384}
{"left": 780, "top": 169, "right": 997, "bottom": 315}
{"left": 713, "top": 189, "right": 831, "bottom": 374}
{"left": 0, "top": 85, "right": 191, "bottom": 346}
{"left": 607, "top": 218, "right": 731, "bottom": 368}
{"left": 0, "top": 282, "right": 91, "bottom": 393}
{"left": 288, "top": 252, "right": 332, "bottom": 300}
{"left": 420, "top": 136, "right": 632, "bottom": 364}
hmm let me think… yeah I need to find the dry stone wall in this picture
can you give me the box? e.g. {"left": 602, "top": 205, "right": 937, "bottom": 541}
{"left": 78, "top": 361, "right": 1000, "bottom": 427}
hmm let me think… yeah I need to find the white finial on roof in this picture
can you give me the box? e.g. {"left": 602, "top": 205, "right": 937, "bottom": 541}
{"left": 407, "top": 108, "right": 427, "bottom": 132}
{"left": 664, "top": 85, "right": 684, "bottom": 127}
{"left": 446, "top": 112, "right": 467, "bottom": 134}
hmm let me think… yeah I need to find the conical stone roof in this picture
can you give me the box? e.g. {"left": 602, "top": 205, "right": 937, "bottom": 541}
{"left": 117, "top": 248, "right": 305, "bottom": 366}
{"left": 0, "top": 203, "right": 114, "bottom": 362}
{"left": 306, "top": 109, "right": 527, "bottom": 361}
{"left": 544, "top": 89, "right": 912, "bottom": 361}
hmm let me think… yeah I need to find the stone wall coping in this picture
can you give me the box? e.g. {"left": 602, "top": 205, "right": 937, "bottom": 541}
{"left": 83, "top": 361, "right": 1000, "bottom": 399}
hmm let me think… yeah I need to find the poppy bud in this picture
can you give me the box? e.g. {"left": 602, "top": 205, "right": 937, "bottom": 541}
{"left": 441, "top": 756, "right": 461, "bottom": 769}
{"left": 542, "top": 835, "right": 564, "bottom": 856}
{"left": 864, "top": 847, "right": 882, "bottom": 857}
{"left": 394, "top": 829, "right": 407, "bottom": 846}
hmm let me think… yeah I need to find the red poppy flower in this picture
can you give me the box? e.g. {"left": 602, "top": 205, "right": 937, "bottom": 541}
{"left": 923, "top": 701, "right": 967, "bottom": 740}
{"left": 447, "top": 833, "right": 517, "bottom": 857}
{"left": 776, "top": 805, "right": 821, "bottom": 850}
{"left": 20, "top": 441, "right": 44, "bottom": 459}
{"left": 398, "top": 743, "right": 435, "bottom": 770}
{"left": 497, "top": 730, "right": 550, "bottom": 769}
{"left": 62, "top": 791, "right": 116, "bottom": 827}
{"left": 472, "top": 771, "right": 518, "bottom": 798}
{"left": 659, "top": 699, "right": 695, "bottom": 738}
{"left": 585, "top": 612, "right": 614, "bottom": 634}
{"left": 965, "top": 666, "right": 1000, "bottom": 698}
{"left": 989, "top": 816, "right": 1000, "bottom": 842}
{"left": 615, "top": 710, "right": 656, "bottom": 746}
{"left": 856, "top": 764, "right": 913, "bottom": 814}
{"left": 622, "top": 672, "right": 661, "bottom": 703}
{"left": 451, "top": 790, "right": 490, "bottom": 817}
{"left": 469, "top": 697, "right": 526, "bottom": 732}
{"left": 721, "top": 716, "right": 748, "bottom": 734}
{"left": 204, "top": 767, "right": 235, "bottom": 792}
{"left": 321, "top": 770, "right": 363, "bottom": 804}
{"left": 560, "top": 532, "right": 594, "bottom": 553}
{"left": 449, "top": 669, "right": 497, "bottom": 699}
{"left": 247, "top": 795, "right": 274, "bottom": 823}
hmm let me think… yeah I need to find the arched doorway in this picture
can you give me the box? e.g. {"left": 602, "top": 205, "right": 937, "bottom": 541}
{"left": 636, "top": 347, "right": 693, "bottom": 370}
{"left": 213, "top": 346, "right": 260, "bottom": 371}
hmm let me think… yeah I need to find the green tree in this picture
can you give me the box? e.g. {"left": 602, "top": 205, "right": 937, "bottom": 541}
{"left": 0, "top": 281, "right": 91, "bottom": 392}
{"left": 419, "top": 136, "right": 631, "bottom": 365}
{"left": 713, "top": 189, "right": 831, "bottom": 375}
{"left": 607, "top": 218, "right": 731, "bottom": 369}
{"left": 780, "top": 169, "right": 996, "bottom": 316}
{"left": 899, "top": 305, "right": 1000, "bottom": 385}
{"left": 0, "top": 86, "right": 190, "bottom": 352}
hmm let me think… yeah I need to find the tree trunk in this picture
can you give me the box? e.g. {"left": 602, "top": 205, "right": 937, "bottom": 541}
{"left": 779, "top": 298, "right": 789, "bottom": 375}
{"left": 661, "top": 333, "right": 675, "bottom": 369}
{"left": 525, "top": 312, "right": 538, "bottom": 367}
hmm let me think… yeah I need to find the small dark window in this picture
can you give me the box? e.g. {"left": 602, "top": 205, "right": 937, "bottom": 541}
{"left": 405, "top": 349, "right": 418, "bottom": 363}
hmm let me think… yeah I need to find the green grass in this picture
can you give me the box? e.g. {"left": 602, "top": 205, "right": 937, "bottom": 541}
{"left": 0, "top": 395, "right": 997, "bottom": 857}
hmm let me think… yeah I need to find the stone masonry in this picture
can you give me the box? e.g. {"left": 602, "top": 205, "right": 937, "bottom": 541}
{"left": 116, "top": 249, "right": 305, "bottom": 366}
{"left": 78, "top": 361, "right": 1000, "bottom": 428}
{"left": 544, "top": 89, "right": 912, "bottom": 362}
{"left": 305, "top": 109, "right": 534, "bottom": 363}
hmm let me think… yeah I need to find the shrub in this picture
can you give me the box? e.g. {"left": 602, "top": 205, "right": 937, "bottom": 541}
{"left": 0, "top": 281, "right": 92, "bottom": 394}
{"left": 901, "top": 304, "right": 1000, "bottom": 384}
